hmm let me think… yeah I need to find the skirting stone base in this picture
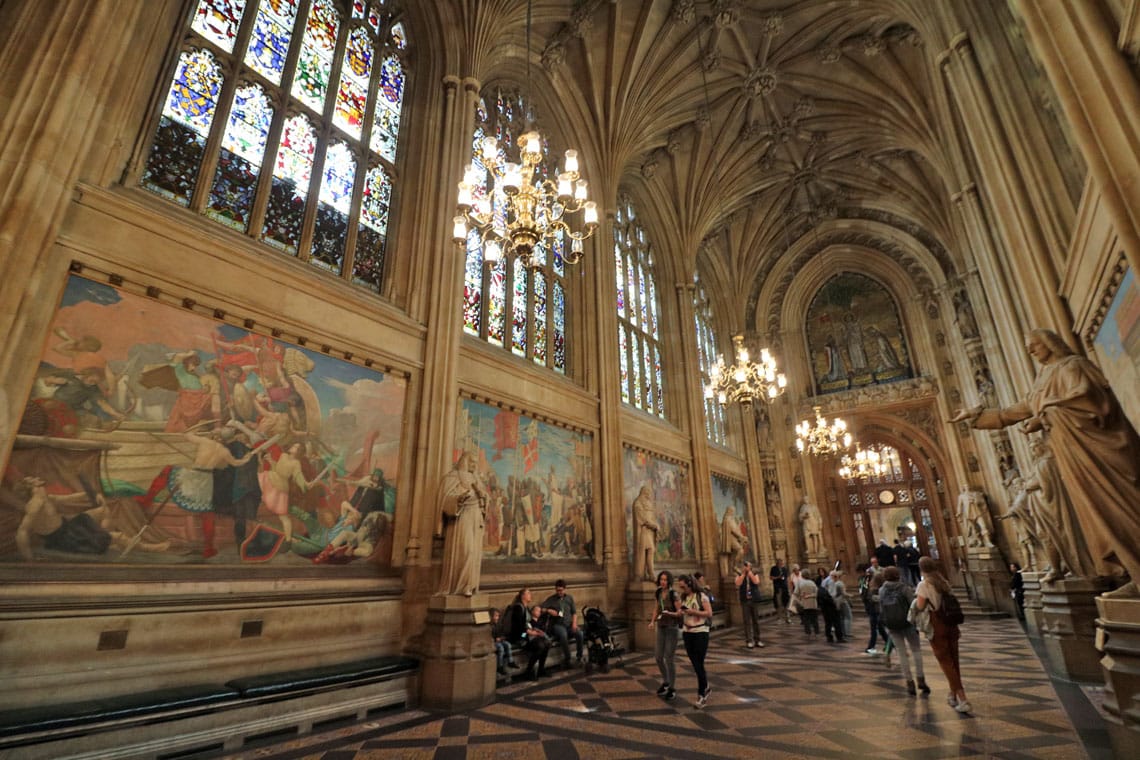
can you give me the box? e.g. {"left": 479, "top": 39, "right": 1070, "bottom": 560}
{"left": 1039, "top": 576, "right": 1111, "bottom": 683}
{"left": 965, "top": 549, "right": 1013, "bottom": 614}
{"left": 1023, "top": 571, "right": 1044, "bottom": 638}
{"left": 418, "top": 593, "right": 496, "bottom": 711}
{"left": 1095, "top": 594, "right": 1140, "bottom": 757}
{"left": 627, "top": 580, "right": 658, "bottom": 653}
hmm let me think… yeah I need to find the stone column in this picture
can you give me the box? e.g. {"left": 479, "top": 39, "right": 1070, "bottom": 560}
{"left": 938, "top": 34, "right": 1071, "bottom": 336}
{"left": 1015, "top": 0, "right": 1140, "bottom": 279}
{"left": 411, "top": 75, "right": 496, "bottom": 709}
{"left": 1039, "top": 576, "right": 1113, "bottom": 683}
{"left": 964, "top": 547, "right": 1009, "bottom": 613}
{"left": 1095, "top": 594, "right": 1140, "bottom": 755}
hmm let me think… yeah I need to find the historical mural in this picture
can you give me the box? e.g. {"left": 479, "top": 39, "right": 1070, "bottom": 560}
{"left": 806, "top": 272, "right": 912, "bottom": 395}
{"left": 711, "top": 474, "right": 753, "bottom": 573}
{"left": 1093, "top": 266, "right": 1140, "bottom": 432}
{"left": 2, "top": 275, "right": 405, "bottom": 567}
{"left": 623, "top": 448, "right": 694, "bottom": 568}
{"left": 456, "top": 398, "right": 594, "bottom": 560}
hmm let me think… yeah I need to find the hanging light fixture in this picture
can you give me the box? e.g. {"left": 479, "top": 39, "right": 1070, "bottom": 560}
{"left": 795, "top": 405, "right": 852, "bottom": 456}
{"left": 838, "top": 443, "right": 887, "bottom": 480}
{"left": 704, "top": 334, "right": 787, "bottom": 409}
{"left": 452, "top": 1, "right": 598, "bottom": 270}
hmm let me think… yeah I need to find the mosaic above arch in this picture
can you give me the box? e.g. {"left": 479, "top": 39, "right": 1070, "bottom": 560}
{"left": 806, "top": 272, "right": 913, "bottom": 395}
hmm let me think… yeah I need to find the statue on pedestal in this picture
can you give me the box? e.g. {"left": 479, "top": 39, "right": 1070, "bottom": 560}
{"left": 632, "top": 484, "right": 659, "bottom": 581}
{"left": 718, "top": 506, "right": 746, "bottom": 577}
{"left": 1023, "top": 437, "right": 1096, "bottom": 583}
{"left": 952, "top": 328, "right": 1140, "bottom": 595}
{"left": 798, "top": 499, "right": 825, "bottom": 556}
{"left": 958, "top": 488, "right": 995, "bottom": 548}
{"left": 436, "top": 451, "right": 487, "bottom": 596}
{"left": 996, "top": 477, "right": 1041, "bottom": 570}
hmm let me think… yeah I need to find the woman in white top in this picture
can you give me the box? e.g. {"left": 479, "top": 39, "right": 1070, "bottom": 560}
{"left": 916, "top": 556, "right": 970, "bottom": 712}
{"left": 678, "top": 574, "right": 713, "bottom": 708}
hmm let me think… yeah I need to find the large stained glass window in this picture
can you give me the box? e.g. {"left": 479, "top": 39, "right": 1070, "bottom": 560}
{"left": 615, "top": 196, "right": 664, "bottom": 417}
{"left": 694, "top": 283, "right": 727, "bottom": 446}
{"left": 142, "top": 0, "right": 409, "bottom": 294}
{"left": 461, "top": 91, "right": 569, "bottom": 374}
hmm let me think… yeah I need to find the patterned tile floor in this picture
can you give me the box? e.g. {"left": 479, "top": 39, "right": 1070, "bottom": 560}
{"left": 221, "top": 614, "right": 1114, "bottom": 759}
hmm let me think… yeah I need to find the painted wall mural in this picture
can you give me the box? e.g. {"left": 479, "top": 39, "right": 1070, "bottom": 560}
{"left": 623, "top": 448, "right": 694, "bottom": 568}
{"left": 711, "top": 474, "right": 753, "bottom": 575}
{"left": 2, "top": 275, "right": 406, "bottom": 567}
{"left": 806, "top": 272, "right": 913, "bottom": 395}
{"left": 1093, "top": 266, "right": 1140, "bottom": 432}
{"left": 455, "top": 398, "right": 594, "bottom": 560}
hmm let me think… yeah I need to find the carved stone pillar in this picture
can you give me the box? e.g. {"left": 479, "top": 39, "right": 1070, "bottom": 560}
{"left": 418, "top": 594, "right": 496, "bottom": 710}
{"left": 1039, "top": 576, "right": 1113, "bottom": 683}
{"left": 626, "top": 580, "right": 658, "bottom": 653}
{"left": 1015, "top": 0, "right": 1140, "bottom": 279}
{"left": 1095, "top": 594, "right": 1140, "bottom": 754}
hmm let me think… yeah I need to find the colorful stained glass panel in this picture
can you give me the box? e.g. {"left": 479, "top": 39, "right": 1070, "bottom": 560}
{"left": 371, "top": 56, "right": 404, "bottom": 162}
{"left": 533, "top": 273, "right": 547, "bottom": 365}
{"left": 206, "top": 84, "right": 272, "bottom": 230}
{"left": 334, "top": 26, "right": 372, "bottom": 139}
{"left": 553, "top": 280, "right": 565, "bottom": 373}
{"left": 511, "top": 258, "right": 527, "bottom": 356}
{"left": 487, "top": 259, "right": 505, "bottom": 347}
{"left": 244, "top": 0, "right": 299, "bottom": 84}
{"left": 463, "top": 231, "right": 484, "bottom": 335}
{"left": 192, "top": 0, "right": 245, "bottom": 53}
{"left": 310, "top": 142, "right": 356, "bottom": 273}
{"left": 291, "top": 0, "right": 339, "bottom": 114}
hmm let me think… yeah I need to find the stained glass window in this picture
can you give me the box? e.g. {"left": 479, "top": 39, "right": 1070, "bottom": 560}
{"left": 142, "top": 0, "right": 409, "bottom": 294}
{"left": 461, "top": 90, "right": 569, "bottom": 374}
{"left": 694, "top": 283, "right": 728, "bottom": 446}
{"left": 615, "top": 196, "right": 665, "bottom": 417}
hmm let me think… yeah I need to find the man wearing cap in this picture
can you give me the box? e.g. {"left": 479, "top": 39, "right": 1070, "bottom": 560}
{"left": 541, "top": 579, "right": 585, "bottom": 668}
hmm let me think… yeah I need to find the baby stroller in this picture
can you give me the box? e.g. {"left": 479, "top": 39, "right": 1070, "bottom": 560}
{"left": 582, "top": 606, "right": 624, "bottom": 673}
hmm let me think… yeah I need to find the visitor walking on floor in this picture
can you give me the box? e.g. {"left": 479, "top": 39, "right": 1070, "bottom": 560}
{"left": 879, "top": 566, "right": 929, "bottom": 697}
{"left": 916, "top": 556, "right": 971, "bottom": 713}
{"left": 679, "top": 574, "right": 713, "bottom": 708}
{"left": 648, "top": 570, "right": 681, "bottom": 702}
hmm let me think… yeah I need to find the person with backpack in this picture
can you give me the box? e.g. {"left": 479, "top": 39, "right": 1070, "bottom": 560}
{"left": 678, "top": 574, "right": 714, "bottom": 708}
{"left": 879, "top": 566, "right": 929, "bottom": 696}
{"left": 648, "top": 570, "right": 681, "bottom": 701}
{"left": 916, "top": 556, "right": 970, "bottom": 713}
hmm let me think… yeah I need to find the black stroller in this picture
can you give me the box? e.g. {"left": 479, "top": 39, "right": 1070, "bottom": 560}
{"left": 582, "top": 606, "right": 624, "bottom": 673}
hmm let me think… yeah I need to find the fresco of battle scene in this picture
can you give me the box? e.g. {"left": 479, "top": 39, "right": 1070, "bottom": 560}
{"left": 455, "top": 398, "right": 594, "bottom": 561}
{"left": 1093, "top": 266, "right": 1140, "bottom": 432}
{"left": 806, "top": 272, "right": 913, "bottom": 395}
{"left": 623, "top": 448, "right": 694, "bottom": 567}
{"left": 1, "top": 275, "right": 405, "bottom": 567}
{"left": 711, "top": 474, "right": 753, "bottom": 576}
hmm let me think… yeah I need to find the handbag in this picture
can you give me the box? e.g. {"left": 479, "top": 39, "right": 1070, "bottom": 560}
{"left": 907, "top": 598, "right": 933, "bottom": 640}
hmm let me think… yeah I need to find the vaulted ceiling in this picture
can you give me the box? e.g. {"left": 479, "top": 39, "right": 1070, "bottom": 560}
{"left": 428, "top": 0, "right": 1069, "bottom": 341}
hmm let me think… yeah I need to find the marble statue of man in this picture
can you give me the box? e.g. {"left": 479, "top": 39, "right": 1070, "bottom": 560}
{"left": 957, "top": 488, "right": 995, "bottom": 548}
{"left": 798, "top": 499, "right": 824, "bottom": 556}
{"left": 1023, "top": 437, "right": 1096, "bottom": 583}
{"left": 719, "top": 506, "right": 746, "bottom": 577}
{"left": 632, "top": 484, "right": 659, "bottom": 581}
{"left": 996, "top": 477, "right": 1041, "bottom": 571}
{"left": 952, "top": 328, "right": 1140, "bottom": 595}
{"left": 436, "top": 451, "right": 487, "bottom": 596}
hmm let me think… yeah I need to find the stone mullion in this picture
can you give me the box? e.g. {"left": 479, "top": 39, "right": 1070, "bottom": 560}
{"left": 1015, "top": 0, "right": 1140, "bottom": 280}
{"left": 673, "top": 282, "right": 715, "bottom": 571}
{"left": 939, "top": 34, "right": 1072, "bottom": 337}
{"left": 402, "top": 75, "right": 480, "bottom": 572}
{"left": 0, "top": 0, "right": 151, "bottom": 456}
{"left": 741, "top": 405, "right": 776, "bottom": 576}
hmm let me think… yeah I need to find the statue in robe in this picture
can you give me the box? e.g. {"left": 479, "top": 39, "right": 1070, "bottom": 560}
{"left": 632, "top": 485, "right": 659, "bottom": 581}
{"left": 718, "top": 506, "right": 746, "bottom": 577}
{"left": 436, "top": 451, "right": 487, "bottom": 596}
{"left": 798, "top": 499, "right": 824, "bottom": 556}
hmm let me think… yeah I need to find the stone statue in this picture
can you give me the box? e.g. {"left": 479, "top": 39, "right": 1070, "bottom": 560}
{"left": 632, "top": 484, "right": 659, "bottom": 581}
{"left": 953, "top": 290, "right": 980, "bottom": 339}
{"left": 1023, "top": 437, "right": 1096, "bottom": 583}
{"left": 996, "top": 477, "right": 1041, "bottom": 571}
{"left": 718, "top": 506, "right": 746, "bottom": 577}
{"left": 436, "top": 451, "right": 487, "bottom": 596}
{"left": 798, "top": 499, "right": 824, "bottom": 556}
{"left": 957, "top": 487, "right": 995, "bottom": 548}
{"left": 952, "top": 328, "right": 1140, "bottom": 595}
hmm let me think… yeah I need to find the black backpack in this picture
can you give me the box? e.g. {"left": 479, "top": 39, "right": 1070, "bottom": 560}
{"left": 879, "top": 583, "right": 910, "bottom": 630}
{"left": 938, "top": 591, "right": 965, "bottom": 626}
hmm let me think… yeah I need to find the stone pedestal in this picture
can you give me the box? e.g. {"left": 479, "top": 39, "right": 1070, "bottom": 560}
{"left": 1095, "top": 594, "right": 1140, "bottom": 757}
{"left": 418, "top": 593, "right": 496, "bottom": 711}
{"left": 1023, "top": 571, "right": 1044, "bottom": 638}
{"left": 721, "top": 578, "right": 739, "bottom": 626}
{"left": 964, "top": 549, "right": 1012, "bottom": 614}
{"left": 1040, "top": 576, "right": 1112, "bottom": 683}
{"left": 627, "top": 581, "right": 658, "bottom": 653}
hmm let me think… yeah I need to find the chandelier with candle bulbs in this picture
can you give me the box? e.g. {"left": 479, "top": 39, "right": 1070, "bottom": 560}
{"left": 704, "top": 334, "right": 787, "bottom": 409}
{"left": 452, "top": 1, "right": 598, "bottom": 271}
{"left": 838, "top": 443, "right": 887, "bottom": 480}
{"left": 795, "top": 406, "right": 852, "bottom": 456}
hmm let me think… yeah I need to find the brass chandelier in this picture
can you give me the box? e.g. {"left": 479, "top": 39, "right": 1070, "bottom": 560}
{"left": 704, "top": 334, "right": 787, "bottom": 409}
{"left": 838, "top": 443, "right": 887, "bottom": 480}
{"left": 795, "top": 405, "right": 852, "bottom": 456}
{"left": 451, "top": 1, "right": 598, "bottom": 270}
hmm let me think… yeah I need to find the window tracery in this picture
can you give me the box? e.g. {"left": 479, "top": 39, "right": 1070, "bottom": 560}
{"left": 615, "top": 197, "right": 664, "bottom": 417}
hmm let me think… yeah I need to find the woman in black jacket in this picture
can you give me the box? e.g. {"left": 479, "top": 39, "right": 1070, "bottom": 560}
{"left": 508, "top": 587, "right": 550, "bottom": 679}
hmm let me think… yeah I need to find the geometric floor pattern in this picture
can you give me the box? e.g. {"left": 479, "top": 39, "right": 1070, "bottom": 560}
{"left": 222, "top": 612, "right": 1109, "bottom": 759}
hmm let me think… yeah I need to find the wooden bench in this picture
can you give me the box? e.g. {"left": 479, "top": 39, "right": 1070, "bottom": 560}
{"left": 0, "top": 655, "right": 419, "bottom": 760}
